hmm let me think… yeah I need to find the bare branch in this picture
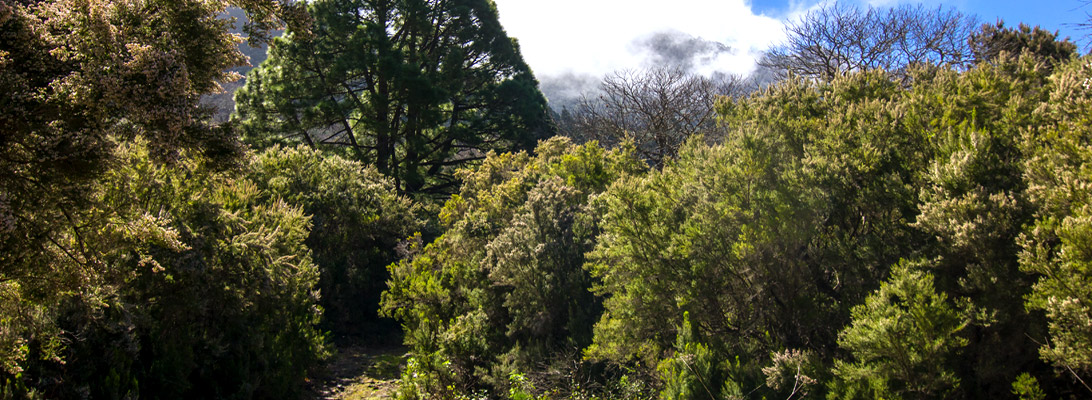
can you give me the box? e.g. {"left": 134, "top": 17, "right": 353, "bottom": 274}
{"left": 760, "top": 2, "right": 978, "bottom": 81}
{"left": 562, "top": 67, "right": 741, "bottom": 167}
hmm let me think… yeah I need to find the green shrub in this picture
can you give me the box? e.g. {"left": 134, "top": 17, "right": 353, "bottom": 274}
{"left": 382, "top": 137, "right": 643, "bottom": 396}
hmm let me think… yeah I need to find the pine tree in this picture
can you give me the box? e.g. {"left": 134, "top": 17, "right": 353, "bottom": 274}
{"left": 234, "top": 0, "right": 554, "bottom": 196}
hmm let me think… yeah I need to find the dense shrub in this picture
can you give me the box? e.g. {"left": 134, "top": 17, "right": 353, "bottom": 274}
{"left": 248, "top": 146, "right": 421, "bottom": 341}
{"left": 587, "top": 70, "right": 925, "bottom": 398}
{"left": 382, "top": 137, "right": 644, "bottom": 398}
{"left": 1020, "top": 58, "right": 1092, "bottom": 386}
{"left": 10, "top": 141, "right": 327, "bottom": 398}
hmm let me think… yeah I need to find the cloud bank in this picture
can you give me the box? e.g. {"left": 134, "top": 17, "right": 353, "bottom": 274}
{"left": 491, "top": 0, "right": 792, "bottom": 78}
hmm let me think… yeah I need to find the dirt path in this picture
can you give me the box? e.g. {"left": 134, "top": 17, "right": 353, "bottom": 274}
{"left": 307, "top": 346, "right": 408, "bottom": 400}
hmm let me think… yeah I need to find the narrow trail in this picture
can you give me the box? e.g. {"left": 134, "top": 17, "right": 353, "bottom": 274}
{"left": 307, "top": 346, "right": 409, "bottom": 400}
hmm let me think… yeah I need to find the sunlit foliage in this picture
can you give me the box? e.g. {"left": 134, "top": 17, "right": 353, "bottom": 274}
{"left": 248, "top": 145, "right": 421, "bottom": 340}
{"left": 382, "top": 137, "right": 643, "bottom": 398}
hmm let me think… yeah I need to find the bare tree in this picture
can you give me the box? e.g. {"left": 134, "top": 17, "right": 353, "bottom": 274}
{"left": 1081, "top": 0, "right": 1092, "bottom": 51}
{"left": 760, "top": 2, "right": 979, "bottom": 81}
{"left": 562, "top": 67, "right": 741, "bottom": 167}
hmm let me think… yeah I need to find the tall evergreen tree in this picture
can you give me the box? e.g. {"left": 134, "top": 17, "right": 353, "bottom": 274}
{"left": 234, "top": 0, "right": 554, "bottom": 196}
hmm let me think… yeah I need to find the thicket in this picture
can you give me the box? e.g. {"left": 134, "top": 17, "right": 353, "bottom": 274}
{"left": 381, "top": 138, "right": 646, "bottom": 398}
{"left": 384, "top": 54, "right": 1092, "bottom": 399}
{"left": 4, "top": 0, "right": 1092, "bottom": 399}
{"left": 0, "top": 0, "right": 416, "bottom": 397}
{"left": 247, "top": 146, "right": 421, "bottom": 341}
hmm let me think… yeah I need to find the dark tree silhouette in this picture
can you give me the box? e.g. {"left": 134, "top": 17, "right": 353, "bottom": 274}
{"left": 234, "top": 0, "right": 554, "bottom": 196}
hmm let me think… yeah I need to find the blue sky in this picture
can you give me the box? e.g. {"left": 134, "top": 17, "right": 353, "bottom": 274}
{"left": 964, "top": 0, "right": 1086, "bottom": 40}
{"left": 492, "top": 0, "right": 1089, "bottom": 79}
{"left": 750, "top": 0, "right": 1087, "bottom": 41}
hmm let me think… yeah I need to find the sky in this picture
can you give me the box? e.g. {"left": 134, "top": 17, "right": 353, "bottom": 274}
{"left": 491, "top": 0, "right": 1089, "bottom": 80}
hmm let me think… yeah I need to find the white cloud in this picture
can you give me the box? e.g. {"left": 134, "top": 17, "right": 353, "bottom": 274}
{"left": 491, "top": 0, "right": 789, "bottom": 78}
